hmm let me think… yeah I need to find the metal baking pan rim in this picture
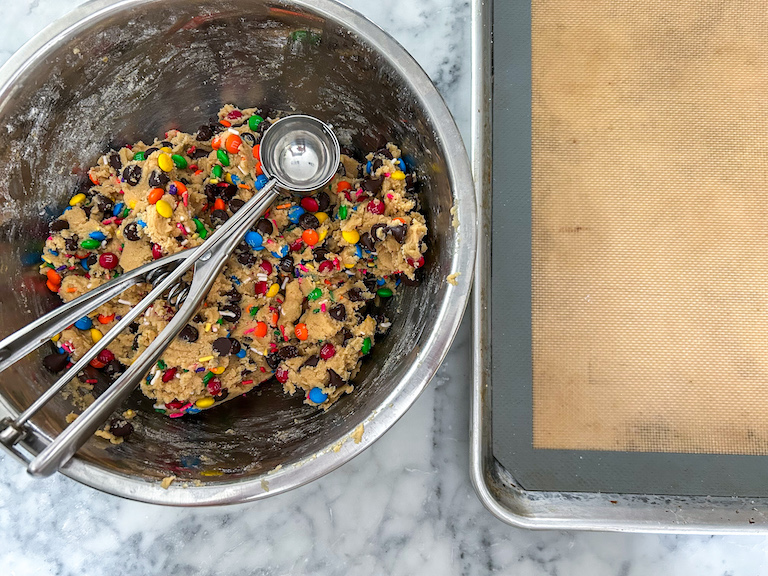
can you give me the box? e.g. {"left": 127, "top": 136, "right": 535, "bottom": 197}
{"left": 468, "top": 0, "right": 768, "bottom": 534}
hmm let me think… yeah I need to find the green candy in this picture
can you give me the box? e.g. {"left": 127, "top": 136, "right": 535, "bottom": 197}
{"left": 249, "top": 306, "right": 259, "bottom": 317}
{"left": 338, "top": 205, "right": 348, "bottom": 220}
{"left": 361, "top": 337, "right": 372, "bottom": 355}
{"left": 121, "top": 207, "right": 130, "bottom": 218}
{"left": 307, "top": 287, "right": 322, "bottom": 301}
{"left": 216, "top": 149, "right": 230, "bottom": 167}
{"left": 157, "top": 359, "right": 167, "bottom": 370}
{"left": 171, "top": 154, "right": 187, "bottom": 169}
{"left": 248, "top": 114, "right": 264, "bottom": 131}
{"left": 80, "top": 238, "right": 101, "bottom": 250}
{"left": 203, "top": 371, "right": 214, "bottom": 384}
{"left": 211, "top": 165, "right": 223, "bottom": 179}
{"left": 377, "top": 287, "right": 393, "bottom": 297}
{"left": 193, "top": 218, "right": 208, "bottom": 239}
{"left": 132, "top": 151, "right": 145, "bottom": 161}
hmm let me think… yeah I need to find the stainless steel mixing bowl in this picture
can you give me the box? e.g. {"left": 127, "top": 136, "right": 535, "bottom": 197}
{"left": 0, "top": 0, "right": 475, "bottom": 505}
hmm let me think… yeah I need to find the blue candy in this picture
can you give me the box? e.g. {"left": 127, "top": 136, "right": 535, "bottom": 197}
{"left": 230, "top": 174, "right": 242, "bottom": 185}
{"left": 287, "top": 206, "right": 305, "bottom": 224}
{"left": 89, "top": 231, "right": 106, "bottom": 241}
{"left": 49, "top": 250, "right": 59, "bottom": 257}
{"left": 308, "top": 387, "right": 328, "bottom": 404}
{"left": 137, "top": 220, "right": 147, "bottom": 228}
{"left": 185, "top": 407, "right": 201, "bottom": 415}
{"left": 255, "top": 175, "right": 269, "bottom": 190}
{"left": 397, "top": 159, "right": 406, "bottom": 172}
{"left": 81, "top": 258, "right": 90, "bottom": 271}
{"left": 355, "top": 245, "right": 362, "bottom": 258}
{"left": 271, "top": 245, "right": 289, "bottom": 258}
{"left": 113, "top": 202, "right": 124, "bottom": 217}
{"left": 74, "top": 316, "right": 93, "bottom": 330}
{"left": 236, "top": 349, "right": 247, "bottom": 359}
{"left": 366, "top": 160, "right": 372, "bottom": 175}
{"left": 377, "top": 278, "right": 386, "bottom": 286}
{"left": 245, "top": 231, "right": 263, "bottom": 250}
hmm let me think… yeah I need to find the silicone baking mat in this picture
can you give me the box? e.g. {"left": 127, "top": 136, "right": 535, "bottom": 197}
{"left": 491, "top": 0, "right": 768, "bottom": 495}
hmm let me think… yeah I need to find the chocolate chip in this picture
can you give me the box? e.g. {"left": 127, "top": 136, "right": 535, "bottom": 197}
{"left": 237, "top": 251, "right": 256, "bottom": 266}
{"left": 122, "top": 164, "right": 142, "bottom": 186}
{"left": 219, "top": 303, "right": 241, "bottom": 323}
{"left": 266, "top": 352, "right": 281, "bottom": 370}
{"left": 108, "top": 152, "right": 122, "bottom": 170}
{"left": 50, "top": 219, "right": 69, "bottom": 232}
{"left": 129, "top": 322, "right": 140, "bottom": 334}
{"left": 346, "top": 287, "right": 365, "bottom": 302}
{"left": 362, "top": 177, "right": 383, "bottom": 194}
{"left": 144, "top": 147, "right": 158, "bottom": 158}
{"left": 336, "top": 162, "right": 346, "bottom": 176}
{"left": 103, "top": 360, "right": 125, "bottom": 378}
{"left": 64, "top": 235, "right": 79, "bottom": 253}
{"left": 317, "top": 191, "right": 331, "bottom": 212}
{"left": 329, "top": 303, "right": 347, "bottom": 321}
{"left": 87, "top": 254, "right": 98, "bottom": 268}
{"left": 225, "top": 288, "right": 242, "bottom": 302}
{"left": 363, "top": 276, "right": 378, "bottom": 293}
{"left": 123, "top": 222, "right": 141, "bottom": 241}
{"left": 359, "top": 232, "right": 375, "bottom": 252}
{"left": 83, "top": 206, "right": 93, "bottom": 220}
{"left": 220, "top": 184, "right": 238, "bottom": 201}
{"left": 190, "top": 147, "right": 210, "bottom": 159}
{"left": 376, "top": 147, "right": 393, "bottom": 159}
{"left": 94, "top": 194, "right": 113, "bottom": 215}
{"left": 301, "top": 355, "right": 319, "bottom": 369}
{"left": 196, "top": 124, "right": 214, "bottom": 141}
{"left": 241, "top": 132, "right": 256, "bottom": 147}
{"left": 256, "top": 218, "right": 273, "bottom": 236}
{"left": 109, "top": 419, "right": 134, "bottom": 438}
{"left": 229, "top": 198, "right": 245, "bottom": 213}
{"left": 148, "top": 170, "right": 169, "bottom": 188}
{"left": 278, "top": 255, "right": 294, "bottom": 274}
{"left": 341, "top": 328, "right": 353, "bottom": 346}
{"left": 313, "top": 247, "right": 329, "bottom": 261}
{"left": 372, "top": 158, "right": 383, "bottom": 173}
{"left": 371, "top": 223, "right": 388, "bottom": 241}
{"left": 389, "top": 224, "right": 407, "bottom": 244}
{"left": 216, "top": 389, "right": 229, "bottom": 401}
{"left": 212, "top": 337, "right": 232, "bottom": 356}
{"left": 211, "top": 209, "right": 229, "bottom": 226}
{"left": 43, "top": 352, "right": 68, "bottom": 373}
{"left": 405, "top": 173, "right": 417, "bottom": 193}
{"left": 298, "top": 213, "right": 319, "bottom": 230}
{"left": 278, "top": 345, "right": 299, "bottom": 359}
{"left": 328, "top": 369, "right": 346, "bottom": 388}
{"left": 230, "top": 339, "right": 242, "bottom": 355}
{"left": 160, "top": 141, "right": 173, "bottom": 148}
{"left": 203, "top": 183, "right": 218, "bottom": 203}
{"left": 179, "top": 324, "right": 199, "bottom": 343}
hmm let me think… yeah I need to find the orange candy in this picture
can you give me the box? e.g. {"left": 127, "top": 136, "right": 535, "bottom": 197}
{"left": 302, "top": 229, "right": 319, "bottom": 246}
{"left": 254, "top": 161, "right": 264, "bottom": 176}
{"left": 148, "top": 188, "right": 165, "bottom": 204}
{"left": 252, "top": 144, "right": 260, "bottom": 160}
{"left": 46, "top": 279, "right": 60, "bottom": 293}
{"left": 172, "top": 180, "right": 187, "bottom": 194}
{"left": 295, "top": 323, "right": 309, "bottom": 341}
{"left": 254, "top": 321, "right": 268, "bottom": 338}
{"left": 225, "top": 133, "right": 242, "bottom": 154}
{"left": 213, "top": 198, "right": 226, "bottom": 211}
{"left": 98, "top": 313, "right": 115, "bottom": 324}
{"left": 212, "top": 136, "right": 222, "bottom": 150}
{"left": 46, "top": 268, "right": 61, "bottom": 286}
{"left": 337, "top": 181, "right": 352, "bottom": 193}
{"left": 89, "top": 358, "right": 106, "bottom": 369}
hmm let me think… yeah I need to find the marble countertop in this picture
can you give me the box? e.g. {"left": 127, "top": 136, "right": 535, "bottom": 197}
{"left": 1, "top": 0, "right": 768, "bottom": 574}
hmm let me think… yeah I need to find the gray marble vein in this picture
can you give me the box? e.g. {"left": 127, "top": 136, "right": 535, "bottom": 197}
{"left": 1, "top": 0, "right": 768, "bottom": 574}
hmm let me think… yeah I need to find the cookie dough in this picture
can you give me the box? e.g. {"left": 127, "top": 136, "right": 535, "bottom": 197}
{"left": 39, "top": 105, "right": 427, "bottom": 417}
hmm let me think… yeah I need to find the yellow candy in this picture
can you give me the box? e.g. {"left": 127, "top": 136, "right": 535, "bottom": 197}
{"left": 344, "top": 262, "right": 355, "bottom": 269}
{"left": 208, "top": 178, "right": 220, "bottom": 184}
{"left": 51, "top": 333, "right": 61, "bottom": 343}
{"left": 195, "top": 397, "right": 215, "bottom": 408}
{"left": 69, "top": 193, "right": 86, "bottom": 206}
{"left": 391, "top": 170, "right": 406, "bottom": 180}
{"left": 157, "top": 153, "right": 173, "bottom": 172}
{"left": 90, "top": 328, "right": 103, "bottom": 343}
{"left": 266, "top": 283, "right": 280, "bottom": 298}
{"left": 198, "top": 355, "right": 214, "bottom": 362}
{"left": 318, "top": 230, "right": 328, "bottom": 242}
{"left": 342, "top": 230, "right": 360, "bottom": 244}
{"left": 160, "top": 146, "right": 172, "bottom": 153}
{"left": 204, "top": 322, "right": 212, "bottom": 333}
{"left": 128, "top": 200, "right": 137, "bottom": 209}
{"left": 315, "top": 212, "right": 328, "bottom": 224}
{"left": 155, "top": 199, "right": 173, "bottom": 218}
{"left": 224, "top": 173, "right": 233, "bottom": 184}
{"left": 211, "top": 366, "right": 225, "bottom": 375}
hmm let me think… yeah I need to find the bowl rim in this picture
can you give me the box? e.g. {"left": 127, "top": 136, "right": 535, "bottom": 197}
{"left": 0, "top": 0, "right": 477, "bottom": 505}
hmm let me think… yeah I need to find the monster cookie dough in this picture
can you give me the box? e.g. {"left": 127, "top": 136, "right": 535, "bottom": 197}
{"left": 39, "top": 105, "right": 427, "bottom": 417}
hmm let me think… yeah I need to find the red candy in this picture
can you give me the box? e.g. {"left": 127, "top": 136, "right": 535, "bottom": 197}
{"left": 166, "top": 399, "right": 184, "bottom": 409}
{"left": 407, "top": 256, "right": 425, "bottom": 269}
{"left": 227, "top": 110, "right": 243, "bottom": 119}
{"left": 275, "top": 367, "right": 289, "bottom": 383}
{"left": 320, "top": 343, "right": 336, "bottom": 360}
{"left": 207, "top": 377, "right": 222, "bottom": 395}
{"left": 162, "top": 368, "right": 177, "bottom": 382}
{"left": 318, "top": 261, "right": 334, "bottom": 273}
{"left": 289, "top": 238, "right": 304, "bottom": 252}
{"left": 259, "top": 260, "right": 273, "bottom": 275}
{"left": 300, "top": 197, "right": 319, "bottom": 213}
{"left": 255, "top": 281, "right": 268, "bottom": 296}
{"left": 366, "top": 199, "right": 385, "bottom": 215}
{"left": 151, "top": 244, "right": 163, "bottom": 260}
{"left": 99, "top": 252, "right": 119, "bottom": 270}
{"left": 97, "top": 349, "right": 115, "bottom": 364}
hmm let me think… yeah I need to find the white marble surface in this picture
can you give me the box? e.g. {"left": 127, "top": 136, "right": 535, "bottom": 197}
{"left": 2, "top": 1, "right": 768, "bottom": 574}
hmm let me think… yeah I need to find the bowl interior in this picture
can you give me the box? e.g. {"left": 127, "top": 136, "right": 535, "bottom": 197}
{"left": 0, "top": 0, "right": 456, "bottom": 487}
